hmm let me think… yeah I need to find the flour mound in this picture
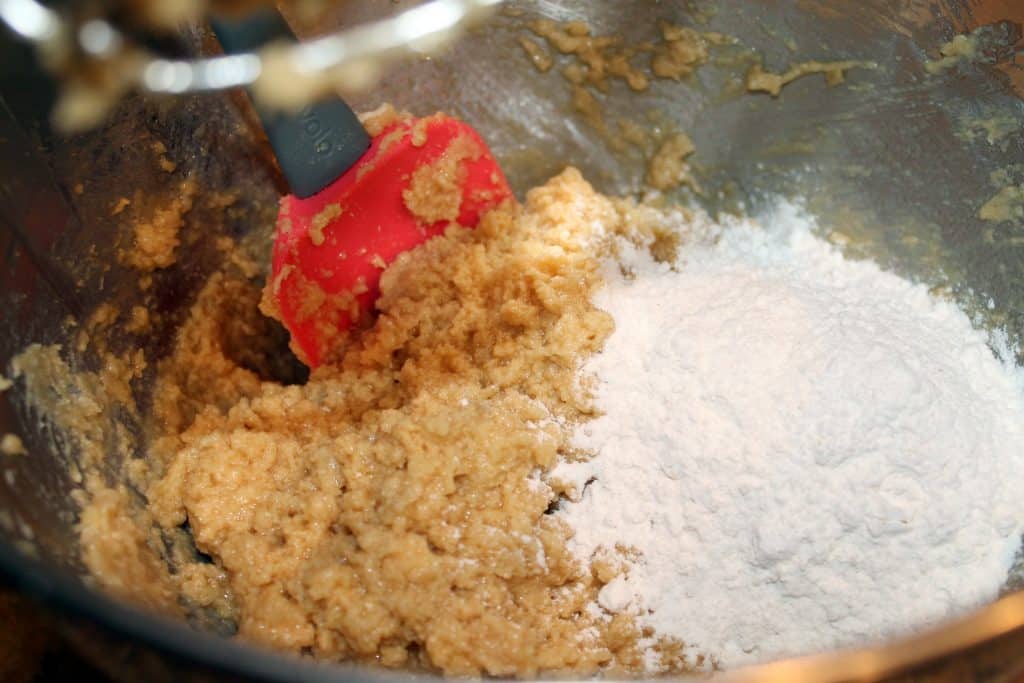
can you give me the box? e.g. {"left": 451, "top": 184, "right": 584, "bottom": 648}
{"left": 554, "top": 201, "right": 1024, "bottom": 669}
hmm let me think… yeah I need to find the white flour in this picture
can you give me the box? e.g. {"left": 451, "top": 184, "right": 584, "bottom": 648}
{"left": 553, "top": 202, "right": 1024, "bottom": 670}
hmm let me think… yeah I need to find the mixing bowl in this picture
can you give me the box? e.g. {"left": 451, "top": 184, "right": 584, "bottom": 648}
{"left": 1, "top": 0, "right": 1023, "bottom": 680}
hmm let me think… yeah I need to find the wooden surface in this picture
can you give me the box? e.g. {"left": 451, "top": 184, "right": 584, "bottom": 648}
{"left": 0, "top": 590, "right": 107, "bottom": 682}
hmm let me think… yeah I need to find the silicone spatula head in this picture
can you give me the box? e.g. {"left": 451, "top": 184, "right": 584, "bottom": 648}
{"left": 210, "top": 10, "right": 513, "bottom": 368}
{"left": 265, "top": 113, "right": 513, "bottom": 368}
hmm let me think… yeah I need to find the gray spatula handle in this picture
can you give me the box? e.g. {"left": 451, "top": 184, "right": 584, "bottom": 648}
{"left": 211, "top": 10, "right": 371, "bottom": 199}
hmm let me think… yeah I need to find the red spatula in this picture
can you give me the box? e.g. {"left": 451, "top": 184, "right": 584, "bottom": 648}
{"left": 213, "top": 10, "right": 513, "bottom": 368}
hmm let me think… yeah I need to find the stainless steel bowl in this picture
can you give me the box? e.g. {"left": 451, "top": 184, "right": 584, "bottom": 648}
{"left": 1, "top": 1, "right": 1023, "bottom": 681}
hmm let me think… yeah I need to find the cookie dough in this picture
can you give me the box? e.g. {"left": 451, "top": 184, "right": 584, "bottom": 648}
{"left": 83, "top": 170, "right": 673, "bottom": 676}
